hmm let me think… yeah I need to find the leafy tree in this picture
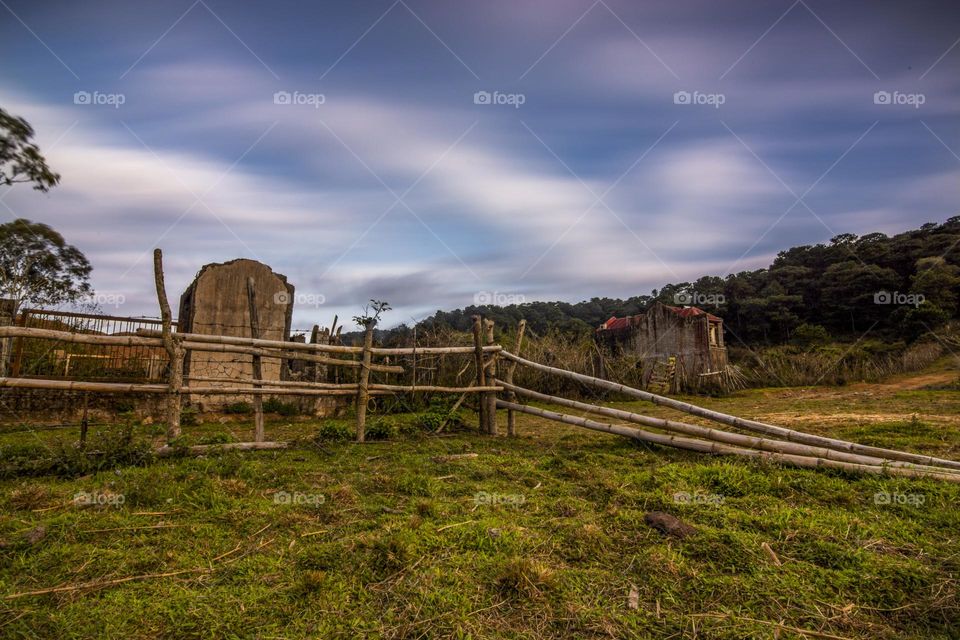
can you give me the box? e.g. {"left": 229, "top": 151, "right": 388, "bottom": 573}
{"left": 0, "top": 218, "right": 92, "bottom": 316}
{"left": 0, "top": 108, "right": 60, "bottom": 192}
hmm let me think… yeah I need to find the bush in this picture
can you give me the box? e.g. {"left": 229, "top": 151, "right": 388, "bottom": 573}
{"left": 315, "top": 421, "right": 353, "bottom": 442}
{"left": 180, "top": 406, "right": 200, "bottom": 426}
{"left": 224, "top": 401, "right": 253, "bottom": 415}
{"left": 364, "top": 416, "right": 397, "bottom": 440}
{"left": 263, "top": 397, "right": 299, "bottom": 416}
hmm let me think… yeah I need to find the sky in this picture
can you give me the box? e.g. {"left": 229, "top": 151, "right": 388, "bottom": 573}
{"left": 1, "top": 0, "right": 959, "bottom": 332}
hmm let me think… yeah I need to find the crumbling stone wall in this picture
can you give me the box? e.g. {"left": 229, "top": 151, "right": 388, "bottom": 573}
{"left": 178, "top": 259, "right": 294, "bottom": 410}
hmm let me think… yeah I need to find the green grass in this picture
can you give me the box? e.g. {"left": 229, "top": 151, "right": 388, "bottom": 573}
{"left": 0, "top": 381, "right": 959, "bottom": 639}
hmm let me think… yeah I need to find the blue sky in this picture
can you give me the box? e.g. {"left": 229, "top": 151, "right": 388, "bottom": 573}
{"left": 1, "top": 0, "right": 958, "bottom": 331}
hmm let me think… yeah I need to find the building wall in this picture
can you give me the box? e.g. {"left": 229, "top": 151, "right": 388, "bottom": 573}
{"left": 598, "top": 303, "right": 728, "bottom": 387}
{"left": 178, "top": 259, "right": 294, "bottom": 410}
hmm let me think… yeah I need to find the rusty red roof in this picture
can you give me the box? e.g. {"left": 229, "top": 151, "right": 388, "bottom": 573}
{"left": 598, "top": 303, "right": 722, "bottom": 332}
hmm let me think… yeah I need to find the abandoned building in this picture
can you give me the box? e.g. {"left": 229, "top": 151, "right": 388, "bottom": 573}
{"left": 596, "top": 302, "right": 728, "bottom": 390}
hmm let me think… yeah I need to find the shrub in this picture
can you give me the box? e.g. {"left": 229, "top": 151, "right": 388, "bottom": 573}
{"left": 224, "top": 401, "right": 253, "bottom": 415}
{"left": 315, "top": 421, "right": 353, "bottom": 442}
{"left": 180, "top": 406, "right": 200, "bottom": 426}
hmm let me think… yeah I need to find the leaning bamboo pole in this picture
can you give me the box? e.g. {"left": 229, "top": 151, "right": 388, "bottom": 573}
{"left": 497, "top": 400, "right": 960, "bottom": 483}
{"left": 246, "top": 277, "right": 265, "bottom": 443}
{"left": 499, "top": 351, "right": 960, "bottom": 471}
{"left": 498, "top": 381, "right": 960, "bottom": 475}
{"left": 154, "top": 249, "right": 183, "bottom": 442}
{"left": 504, "top": 320, "right": 526, "bottom": 437}
{"left": 484, "top": 319, "right": 498, "bottom": 435}
{"left": 356, "top": 323, "right": 375, "bottom": 443}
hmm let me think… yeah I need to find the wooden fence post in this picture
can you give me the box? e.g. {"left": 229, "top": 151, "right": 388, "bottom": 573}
{"left": 355, "top": 321, "right": 375, "bottom": 442}
{"left": 484, "top": 319, "right": 498, "bottom": 436}
{"left": 504, "top": 319, "right": 526, "bottom": 437}
{"left": 246, "top": 277, "right": 265, "bottom": 443}
{"left": 153, "top": 249, "right": 182, "bottom": 442}
{"left": 471, "top": 316, "right": 486, "bottom": 431}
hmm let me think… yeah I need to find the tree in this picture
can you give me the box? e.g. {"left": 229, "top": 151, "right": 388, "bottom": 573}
{"left": 0, "top": 108, "right": 60, "bottom": 192}
{"left": 0, "top": 218, "right": 92, "bottom": 316}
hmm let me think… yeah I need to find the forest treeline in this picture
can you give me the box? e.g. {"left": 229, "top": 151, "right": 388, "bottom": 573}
{"left": 376, "top": 218, "right": 960, "bottom": 347}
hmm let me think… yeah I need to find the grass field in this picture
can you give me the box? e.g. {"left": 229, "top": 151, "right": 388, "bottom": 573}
{"left": 1, "top": 359, "right": 959, "bottom": 639}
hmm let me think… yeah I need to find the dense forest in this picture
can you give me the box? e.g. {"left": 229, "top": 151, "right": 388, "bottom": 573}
{"left": 378, "top": 218, "right": 960, "bottom": 347}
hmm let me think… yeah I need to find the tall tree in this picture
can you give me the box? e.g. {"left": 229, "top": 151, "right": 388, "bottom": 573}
{"left": 0, "top": 218, "right": 92, "bottom": 316}
{"left": 0, "top": 108, "right": 60, "bottom": 192}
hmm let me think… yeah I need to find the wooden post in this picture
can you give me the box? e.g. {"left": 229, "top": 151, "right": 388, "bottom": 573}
{"left": 483, "top": 319, "right": 498, "bottom": 435}
{"left": 79, "top": 392, "right": 89, "bottom": 447}
{"left": 355, "top": 322, "right": 375, "bottom": 442}
{"left": 153, "top": 249, "right": 182, "bottom": 442}
{"left": 246, "top": 277, "right": 265, "bottom": 443}
{"left": 471, "top": 315, "right": 486, "bottom": 431}
{"left": 504, "top": 319, "right": 526, "bottom": 437}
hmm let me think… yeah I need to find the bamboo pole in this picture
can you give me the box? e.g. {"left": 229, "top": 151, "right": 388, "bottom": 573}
{"left": 186, "top": 376, "right": 360, "bottom": 390}
{"left": 504, "top": 320, "right": 526, "bottom": 437}
{"left": 356, "top": 322, "right": 375, "bottom": 443}
{"left": 0, "top": 378, "right": 170, "bottom": 393}
{"left": 153, "top": 249, "right": 182, "bottom": 442}
{"left": 498, "top": 381, "right": 960, "bottom": 475}
{"left": 246, "top": 277, "right": 265, "bottom": 443}
{"left": 472, "top": 316, "right": 486, "bottom": 431}
{"left": 136, "top": 328, "right": 500, "bottom": 356}
{"left": 499, "top": 351, "right": 960, "bottom": 472}
{"left": 370, "top": 384, "right": 502, "bottom": 393}
{"left": 484, "top": 319, "right": 497, "bottom": 435}
{"left": 0, "top": 325, "right": 165, "bottom": 347}
{"left": 156, "top": 441, "right": 288, "bottom": 457}
{"left": 177, "top": 342, "right": 403, "bottom": 373}
{"left": 497, "top": 400, "right": 960, "bottom": 483}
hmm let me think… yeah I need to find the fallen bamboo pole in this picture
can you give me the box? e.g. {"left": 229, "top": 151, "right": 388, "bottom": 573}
{"left": 155, "top": 441, "right": 289, "bottom": 456}
{"left": 498, "top": 381, "right": 960, "bottom": 475}
{"left": 369, "top": 384, "right": 502, "bottom": 393}
{"left": 497, "top": 400, "right": 960, "bottom": 483}
{"left": 499, "top": 351, "right": 960, "bottom": 472}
